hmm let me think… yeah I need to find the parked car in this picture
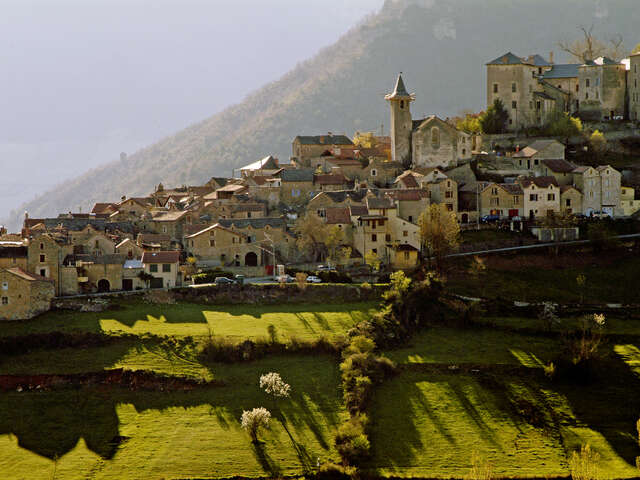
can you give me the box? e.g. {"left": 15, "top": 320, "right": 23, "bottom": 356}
{"left": 214, "top": 276, "right": 236, "bottom": 285}
{"left": 591, "top": 211, "right": 610, "bottom": 219}
{"left": 306, "top": 275, "right": 322, "bottom": 283}
{"left": 481, "top": 214, "right": 500, "bottom": 223}
{"left": 316, "top": 264, "right": 335, "bottom": 272}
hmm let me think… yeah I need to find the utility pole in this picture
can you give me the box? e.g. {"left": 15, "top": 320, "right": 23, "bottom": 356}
{"left": 264, "top": 232, "right": 275, "bottom": 280}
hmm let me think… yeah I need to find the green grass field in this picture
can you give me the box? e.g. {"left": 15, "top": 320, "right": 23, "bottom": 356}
{"left": 0, "top": 301, "right": 376, "bottom": 341}
{"left": 0, "top": 355, "right": 347, "bottom": 480}
{"left": 448, "top": 253, "right": 640, "bottom": 304}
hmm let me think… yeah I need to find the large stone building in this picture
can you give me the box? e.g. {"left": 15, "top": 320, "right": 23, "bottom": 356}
{"left": 0, "top": 268, "right": 55, "bottom": 320}
{"left": 487, "top": 51, "right": 631, "bottom": 129}
{"left": 629, "top": 52, "right": 640, "bottom": 121}
{"left": 386, "top": 75, "right": 471, "bottom": 169}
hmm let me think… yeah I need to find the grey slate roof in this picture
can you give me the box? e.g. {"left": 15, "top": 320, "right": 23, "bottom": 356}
{"left": 294, "top": 135, "right": 353, "bottom": 146}
{"left": 32, "top": 218, "right": 135, "bottom": 234}
{"left": 280, "top": 168, "right": 315, "bottom": 182}
{"left": 385, "top": 74, "right": 411, "bottom": 99}
{"left": 542, "top": 64, "right": 580, "bottom": 79}
{"left": 486, "top": 52, "right": 526, "bottom": 65}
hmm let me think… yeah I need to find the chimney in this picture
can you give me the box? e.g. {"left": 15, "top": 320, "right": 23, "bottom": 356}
{"left": 121, "top": 195, "right": 126, "bottom": 201}
{"left": 24, "top": 211, "right": 28, "bottom": 220}
{"left": 549, "top": 51, "right": 554, "bottom": 64}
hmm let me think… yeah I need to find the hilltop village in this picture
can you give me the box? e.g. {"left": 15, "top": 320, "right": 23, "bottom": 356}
{"left": 2, "top": 49, "right": 640, "bottom": 320}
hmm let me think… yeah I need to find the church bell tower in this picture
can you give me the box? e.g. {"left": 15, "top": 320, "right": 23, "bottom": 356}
{"left": 385, "top": 73, "right": 414, "bottom": 166}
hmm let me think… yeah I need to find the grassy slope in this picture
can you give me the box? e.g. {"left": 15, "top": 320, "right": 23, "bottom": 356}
{"left": 0, "top": 301, "right": 376, "bottom": 340}
{"left": 447, "top": 252, "right": 640, "bottom": 304}
{"left": 368, "top": 325, "right": 640, "bottom": 478}
{"left": 0, "top": 355, "right": 347, "bottom": 480}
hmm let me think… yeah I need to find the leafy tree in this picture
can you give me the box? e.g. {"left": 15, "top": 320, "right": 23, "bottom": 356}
{"left": 294, "top": 213, "right": 350, "bottom": 264}
{"left": 543, "top": 111, "right": 582, "bottom": 137}
{"left": 590, "top": 130, "right": 607, "bottom": 153}
{"left": 419, "top": 204, "right": 460, "bottom": 270}
{"left": 456, "top": 112, "right": 483, "bottom": 134}
{"left": 633, "top": 43, "right": 640, "bottom": 54}
{"left": 364, "top": 250, "right": 381, "bottom": 271}
{"left": 479, "top": 99, "right": 509, "bottom": 134}
{"left": 241, "top": 407, "right": 271, "bottom": 442}
{"left": 295, "top": 272, "right": 308, "bottom": 290}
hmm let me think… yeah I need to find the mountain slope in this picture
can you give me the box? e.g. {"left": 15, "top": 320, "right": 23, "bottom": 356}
{"left": 8, "top": 0, "right": 640, "bottom": 230}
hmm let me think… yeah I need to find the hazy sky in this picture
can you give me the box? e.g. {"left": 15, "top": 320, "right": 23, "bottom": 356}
{"left": 0, "top": 0, "right": 385, "bottom": 219}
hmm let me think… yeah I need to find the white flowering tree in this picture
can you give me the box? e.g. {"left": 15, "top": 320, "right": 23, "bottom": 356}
{"left": 241, "top": 407, "right": 271, "bottom": 442}
{"left": 260, "top": 372, "right": 291, "bottom": 398}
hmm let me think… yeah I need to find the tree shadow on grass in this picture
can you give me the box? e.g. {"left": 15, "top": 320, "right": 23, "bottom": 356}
{"left": 250, "top": 441, "right": 282, "bottom": 477}
{"left": 311, "top": 312, "right": 331, "bottom": 331}
{"left": 294, "top": 313, "right": 315, "bottom": 333}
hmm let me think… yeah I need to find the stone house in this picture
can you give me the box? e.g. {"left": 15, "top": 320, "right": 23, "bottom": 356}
{"left": 123, "top": 259, "right": 146, "bottom": 291}
{"left": 513, "top": 139, "right": 566, "bottom": 171}
{"left": 185, "top": 224, "right": 262, "bottom": 268}
{"left": 539, "top": 159, "right": 576, "bottom": 186}
{"left": 71, "top": 254, "right": 126, "bottom": 293}
{"left": 578, "top": 57, "right": 627, "bottom": 120}
{"left": 239, "top": 155, "right": 281, "bottom": 178}
{"left": 479, "top": 183, "right": 524, "bottom": 218}
{"left": 385, "top": 189, "right": 429, "bottom": 224}
{"left": 0, "top": 243, "right": 27, "bottom": 270}
{"left": 314, "top": 172, "right": 351, "bottom": 192}
{"left": 115, "top": 237, "right": 144, "bottom": 259}
{"left": 630, "top": 52, "right": 640, "bottom": 121}
{"left": 313, "top": 157, "right": 365, "bottom": 179}
{"left": 308, "top": 190, "right": 368, "bottom": 216}
{"left": 149, "top": 210, "right": 189, "bottom": 243}
{"left": 137, "top": 233, "right": 172, "bottom": 250}
{"left": 518, "top": 176, "right": 560, "bottom": 219}
{"left": 141, "top": 251, "right": 181, "bottom": 289}
{"left": 27, "top": 233, "right": 68, "bottom": 295}
{"left": 218, "top": 217, "right": 293, "bottom": 264}
{"left": 68, "top": 225, "right": 116, "bottom": 256}
{"left": 572, "top": 165, "right": 621, "bottom": 216}
{"left": 425, "top": 177, "right": 458, "bottom": 214}
{"left": 620, "top": 186, "right": 640, "bottom": 216}
{"left": 560, "top": 186, "right": 583, "bottom": 215}
{"left": 292, "top": 135, "right": 353, "bottom": 163}
{"left": 384, "top": 244, "right": 419, "bottom": 270}
{"left": 279, "top": 168, "right": 315, "bottom": 205}
{"left": 362, "top": 158, "right": 404, "bottom": 187}
{"left": 0, "top": 268, "right": 55, "bottom": 320}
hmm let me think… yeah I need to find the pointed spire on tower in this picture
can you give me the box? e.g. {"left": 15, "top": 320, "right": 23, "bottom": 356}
{"left": 385, "top": 72, "right": 414, "bottom": 100}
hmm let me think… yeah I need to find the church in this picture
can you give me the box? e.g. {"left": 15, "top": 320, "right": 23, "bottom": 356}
{"left": 385, "top": 74, "right": 473, "bottom": 169}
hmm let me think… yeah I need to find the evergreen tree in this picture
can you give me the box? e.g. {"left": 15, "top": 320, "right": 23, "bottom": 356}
{"left": 480, "top": 99, "right": 509, "bottom": 134}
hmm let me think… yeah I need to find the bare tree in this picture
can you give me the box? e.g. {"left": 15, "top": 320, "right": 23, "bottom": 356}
{"left": 558, "top": 25, "right": 625, "bottom": 62}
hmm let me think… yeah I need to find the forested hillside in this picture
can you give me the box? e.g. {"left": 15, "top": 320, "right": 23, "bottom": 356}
{"left": 7, "top": 0, "right": 640, "bottom": 230}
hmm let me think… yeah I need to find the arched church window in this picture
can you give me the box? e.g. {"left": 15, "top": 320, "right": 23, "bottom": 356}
{"left": 400, "top": 100, "right": 404, "bottom": 109}
{"left": 431, "top": 127, "right": 440, "bottom": 149}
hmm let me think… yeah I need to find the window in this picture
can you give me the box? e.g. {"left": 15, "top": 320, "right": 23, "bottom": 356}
{"left": 379, "top": 219, "right": 385, "bottom": 227}
{"left": 596, "top": 91, "right": 599, "bottom": 99}
{"left": 39, "top": 243, "right": 44, "bottom": 250}
{"left": 530, "top": 194, "right": 538, "bottom": 201}
{"left": 589, "top": 191, "right": 594, "bottom": 199}
{"left": 149, "top": 264, "right": 158, "bottom": 273}
{"left": 95, "top": 240, "right": 99, "bottom": 249}
{"left": 162, "top": 226, "right": 167, "bottom": 233}
{"left": 1, "top": 282, "right": 7, "bottom": 290}
{"left": 39, "top": 254, "right": 45, "bottom": 263}
{"left": 585, "top": 93, "right": 589, "bottom": 100}
{"left": 1, "top": 297, "right": 7, "bottom": 305}
{"left": 605, "top": 179, "right": 609, "bottom": 187}
{"left": 586, "top": 79, "right": 590, "bottom": 88}
{"left": 511, "top": 82, "right": 516, "bottom": 93}
{"left": 513, "top": 196, "right": 520, "bottom": 204}
{"left": 536, "top": 101, "right": 541, "bottom": 110}
{"left": 317, "top": 209, "right": 326, "bottom": 218}
{"left": 291, "top": 188, "right": 300, "bottom": 197}
{"left": 371, "top": 169, "right": 377, "bottom": 177}
{"left": 446, "top": 203, "right": 453, "bottom": 211}
{"left": 372, "top": 248, "right": 377, "bottom": 255}
{"left": 595, "top": 78, "right": 600, "bottom": 86}
{"left": 547, "top": 193, "right": 555, "bottom": 201}
{"left": 408, "top": 215, "right": 413, "bottom": 223}
{"left": 606, "top": 191, "right": 610, "bottom": 199}
{"left": 538, "top": 67, "right": 542, "bottom": 75}
{"left": 162, "top": 264, "right": 171, "bottom": 273}
{"left": 404, "top": 252, "right": 410, "bottom": 261}
{"left": 512, "top": 101, "right": 517, "bottom": 109}
{"left": 576, "top": 84, "right": 579, "bottom": 92}
{"left": 209, "top": 239, "right": 215, "bottom": 247}
{"left": 491, "top": 188, "right": 498, "bottom": 195}
{"left": 220, "top": 254, "right": 226, "bottom": 262}
{"left": 462, "top": 148, "right": 466, "bottom": 156}
{"left": 431, "top": 127, "right": 440, "bottom": 149}
{"left": 509, "top": 119, "right": 513, "bottom": 125}
{"left": 371, "top": 234, "right": 377, "bottom": 242}
{"left": 493, "top": 83, "right": 498, "bottom": 93}
{"left": 247, "top": 212, "right": 252, "bottom": 219}
{"left": 39, "top": 269, "right": 46, "bottom": 277}
{"left": 385, "top": 234, "right": 391, "bottom": 242}
{"left": 490, "top": 197, "right": 499, "bottom": 206}
{"left": 403, "top": 230, "right": 408, "bottom": 237}
{"left": 400, "top": 100, "right": 404, "bottom": 109}
{"left": 445, "top": 190, "right": 453, "bottom": 198}
{"left": 566, "top": 198, "right": 571, "bottom": 206}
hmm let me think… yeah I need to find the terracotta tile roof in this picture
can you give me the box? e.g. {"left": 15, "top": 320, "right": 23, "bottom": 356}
{"left": 91, "top": 203, "right": 117, "bottom": 214}
{"left": 325, "top": 207, "right": 351, "bottom": 224}
{"left": 367, "top": 197, "right": 395, "bottom": 209}
{"left": 349, "top": 205, "right": 369, "bottom": 216}
{"left": 141, "top": 251, "right": 180, "bottom": 264}
{"left": 499, "top": 183, "right": 524, "bottom": 195}
{"left": 395, "top": 172, "right": 420, "bottom": 188}
{"left": 542, "top": 159, "right": 576, "bottom": 173}
{"left": 315, "top": 174, "right": 349, "bottom": 185}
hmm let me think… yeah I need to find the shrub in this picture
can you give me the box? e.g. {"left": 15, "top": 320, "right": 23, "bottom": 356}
{"left": 295, "top": 272, "right": 308, "bottom": 290}
{"left": 267, "top": 324, "right": 278, "bottom": 344}
{"left": 335, "top": 415, "right": 370, "bottom": 464}
{"left": 544, "top": 361, "right": 556, "bottom": 380}
{"left": 479, "top": 99, "right": 509, "bottom": 134}
{"left": 570, "top": 444, "right": 600, "bottom": 480}
{"left": 192, "top": 269, "right": 236, "bottom": 284}
{"left": 240, "top": 407, "right": 271, "bottom": 442}
{"left": 538, "top": 302, "right": 559, "bottom": 331}
{"left": 590, "top": 130, "right": 607, "bottom": 153}
{"left": 316, "top": 462, "right": 354, "bottom": 480}
{"left": 542, "top": 111, "right": 582, "bottom": 137}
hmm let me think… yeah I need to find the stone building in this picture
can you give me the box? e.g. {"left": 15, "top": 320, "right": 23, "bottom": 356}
{"left": 560, "top": 186, "right": 583, "bottom": 215}
{"left": 479, "top": 183, "right": 524, "bottom": 218}
{"left": 27, "top": 234, "right": 68, "bottom": 295}
{"left": 141, "top": 251, "right": 181, "bottom": 289}
{"left": 578, "top": 57, "right": 627, "bottom": 120}
{"left": 572, "top": 165, "right": 621, "bottom": 216}
{"left": 185, "top": 224, "right": 262, "bottom": 268}
{"left": 0, "top": 268, "right": 55, "bottom": 320}
{"left": 292, "top": 135, "right": 354, "bottom": 163}
{"left": 518, "top": 176, "right": 560, "bottom": 219}
{"left": 386, "top": 75, "right": 470, "bottom": 169}
{"left": 0, "top": 243, "right": 27, "bottom": 270}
